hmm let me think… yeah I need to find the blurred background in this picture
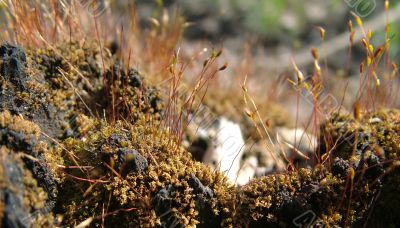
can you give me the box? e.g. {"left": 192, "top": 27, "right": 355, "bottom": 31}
{"left": 1, "top": 0, "right": 397, "bottom": 72}
{"left": 104, "top": 0, "right": 400, "bottom": 122}
{"left": 112, "top": 0, "right": 399, "bottom": 70}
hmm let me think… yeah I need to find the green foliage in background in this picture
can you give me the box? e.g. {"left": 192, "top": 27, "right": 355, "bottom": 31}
{"left": 234, "top": 0, "right": 289, "bottom": 37}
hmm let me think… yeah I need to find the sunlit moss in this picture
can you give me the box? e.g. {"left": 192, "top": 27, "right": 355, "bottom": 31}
{"left": 2, "top": 40, "right": 400, "bottom": 227}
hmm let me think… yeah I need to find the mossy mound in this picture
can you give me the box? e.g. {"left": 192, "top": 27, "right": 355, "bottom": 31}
{"left": 236, "top": 168, "right": 343, "bottom": 227}
{"left": 232, "top": 110, "right": 400, "bottom": 227}
{"left": 0, "top": 41, "right": 104, "bottom": 139}
{"left": 320, "top": 110, "right": 400, "bottom": 227}
{"left": 57, "top": 117, "right": 234, "bottom": 227}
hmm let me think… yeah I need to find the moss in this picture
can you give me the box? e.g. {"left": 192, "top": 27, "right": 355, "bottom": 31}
{"left": 0, "top": 41, "right": 106, "bottom": 139}
{"left": 0, "top": 110, "right": 41, "bottom": 138}
{"left": 0, "top": 147, "right": 55, "bottom": 227}
{"left": 55, "top": 106, "right": 399, "bottom": 227}
{"left": 57, "top": 116, "right": 234, "bottom": 227}
{"left": 25, "top": 41, "right": 105, "bottom": 121}
{"left": 2, "top": 41, "right": 400, "bottom": 227}
{"left": 100, "top": 64, "right": 164, "bottom": 122}
{"left": 235, "top": 168, "right": 340, "bottom": 226}
{"left": 0, "top": 111, "right": 55, "bottom": 226}
{"left": 319, "top": 109, "right": 400, "bottom": 227}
